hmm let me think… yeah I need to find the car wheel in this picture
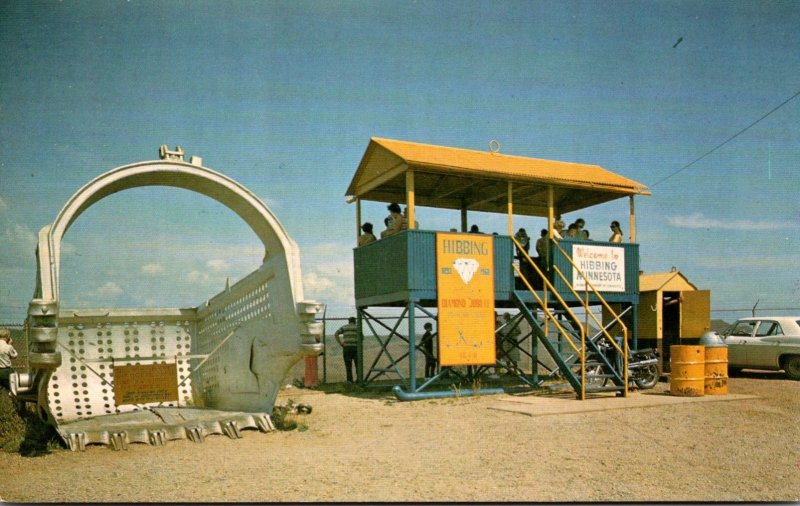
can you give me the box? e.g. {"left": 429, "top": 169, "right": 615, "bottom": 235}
{"left": 782, "top": 355, "right": 800, "bottom": 381}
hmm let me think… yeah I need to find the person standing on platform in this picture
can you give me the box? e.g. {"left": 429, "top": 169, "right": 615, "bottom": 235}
{"left": 335, "top": 317, "right": 359, "bottom": 384}
{"left": 609, "top": 221, "right": 623, "bottom": 243}
{"left": 535, "top": 229, "right": 549, "bottom": 261}
{"left": 401, "top": 206, "right": 419, "bottom": 230}
{"left": 358, "top": 222, "right": 376, "bottom": 246}
{"left": 553, "top": 218, "right": 565, "bottom": 239}
{"left": 575, "top": 218, "right": 589, "bottom": 240}
{"left": 381, "top": 203, "right": 403, "bottom": 238}
{"left": 514, "top": 228, "right": 530, "bottom": 259}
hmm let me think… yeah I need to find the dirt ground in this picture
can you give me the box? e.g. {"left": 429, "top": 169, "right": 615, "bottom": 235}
{"left": 1, "top": 373, "right": 798, "bottom": 503}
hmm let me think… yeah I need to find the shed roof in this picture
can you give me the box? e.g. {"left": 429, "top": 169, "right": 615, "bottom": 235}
{"left": 639, "top": 271, "right": 698, "bottom": 293}
{"left": 346, "top": 137, "right": 650, "bottom": 216}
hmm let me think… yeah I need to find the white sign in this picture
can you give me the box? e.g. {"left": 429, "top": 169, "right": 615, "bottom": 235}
{"left": 571, "top": 244, "right": 626, "bottom": 292}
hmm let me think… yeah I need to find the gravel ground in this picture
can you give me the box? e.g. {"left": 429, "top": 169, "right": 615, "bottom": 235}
{"left": 1, "top": 372, "right": 798, "bottom": 502}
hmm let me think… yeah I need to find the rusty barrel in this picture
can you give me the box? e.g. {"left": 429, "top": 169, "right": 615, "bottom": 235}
{"left": 304, "top": 355, "right": 319, "bottom": 388}
{"left": 704, "top": 346, "right": 728, "bottom": 395}
{"left": 670, "top": 345, "right": 705, "bottom": 397}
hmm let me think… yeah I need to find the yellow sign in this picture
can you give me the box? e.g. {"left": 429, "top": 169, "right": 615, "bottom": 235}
{"left": 113, "top": 363, "right": 179, "bottom": 406}
{"left": 436, "top": 232, "right": 495, "bottom": 366}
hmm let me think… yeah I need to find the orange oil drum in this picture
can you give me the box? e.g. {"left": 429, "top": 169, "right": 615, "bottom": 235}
{"left": 704, "top": 346, "right": 728, "bottom": 395}
{"left": 670, "top": 345, "right": 705, "bottom": 397}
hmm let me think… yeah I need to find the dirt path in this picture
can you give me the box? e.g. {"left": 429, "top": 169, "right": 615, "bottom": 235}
{"left": 2, "top": 374, "right": 799, "bottom": 502}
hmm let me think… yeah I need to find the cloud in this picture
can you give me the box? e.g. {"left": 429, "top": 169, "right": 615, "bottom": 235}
{"left": 693, "top": 255, "right": 800, "bottom": 269}
{"left": 186, "top": 270, "right": 210, "bottom": 282}
{"left": 95, "top": 281, "right": 123, "bottom": 296}
{"left": 206, "top": 259, "right": 230, "bottom": 271}
{"left": 141, "top": 263, "right": 164, "bottom": 274}
{"left": 666, "top": 213, "right": 795, "bottom": 231}
{"left": 304, "top": 242, "right": 350, "bottom": 256}
{"left": 4, "top": 223, "right": 36, "bottom": 249}
{"left": 0, "top": 221, "right": 37, "bottom": 267}
{"left": 303, "top": 271, "right": 336, "bottom": 292}
{"left": 60, "top": 241, "right": 76, "bottom": 254}
{"left": 302, "top": 242, "right": 354, "bottom": 276}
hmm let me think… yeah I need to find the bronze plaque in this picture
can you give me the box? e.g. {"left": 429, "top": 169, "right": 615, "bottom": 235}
{"left": 113, "top": 363, "right": 179, "bottom": 406}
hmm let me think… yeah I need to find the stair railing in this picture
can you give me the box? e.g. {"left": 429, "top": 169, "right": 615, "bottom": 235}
{"left": 511, "top": 237, "right": 588, "bottom": 398}
{"left": 549, "top": 240, "right": 629, "bottom": 391}
{"left": 512, "top": 236, "right": 631, "bottom": 397}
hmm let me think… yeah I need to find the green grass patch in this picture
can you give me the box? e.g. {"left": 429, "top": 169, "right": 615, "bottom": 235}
{"left": 0, "top": 389, "right": 64, "bottom": 456}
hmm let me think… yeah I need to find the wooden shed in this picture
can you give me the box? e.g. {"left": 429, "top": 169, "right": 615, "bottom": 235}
{"left": 637, "top": 269, "right": 710, "bottom": 371}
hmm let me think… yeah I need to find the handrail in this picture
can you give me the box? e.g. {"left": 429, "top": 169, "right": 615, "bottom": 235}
{"left": 550, "top": 264, "right": 626, "bottom": 357}
{"left": 512, "top": 237, "right": 586, "bottom": 398}
{"left": 512, "top": 236, "right": 633, "bottom": 396}
{"left": 511, "top": 239, "right": 587, "bottom": 344}
{"left": 512, "top": 263, "right": 580, "bottom": 355}
{"left": 550, "top": 239, "right": 629, "bottom": 388}
{"left": 550, "top": 240, "right": 629, "bottom": 346}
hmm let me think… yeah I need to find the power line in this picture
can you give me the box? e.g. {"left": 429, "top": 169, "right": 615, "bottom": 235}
{"left": 710, "top": 307, "right": 799, "bottom": 313}
{"left": 650, "top": 88, "right": 800, "bottom": 187}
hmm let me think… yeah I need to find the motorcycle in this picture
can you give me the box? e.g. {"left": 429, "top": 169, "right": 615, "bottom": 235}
{"left": 586, "top": 337, "right": 661, "bottom": 390}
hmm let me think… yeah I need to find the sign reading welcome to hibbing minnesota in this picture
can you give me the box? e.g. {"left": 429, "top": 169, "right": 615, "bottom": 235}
{"left": 571, "top": 244, "right": 626, "bottom": 292}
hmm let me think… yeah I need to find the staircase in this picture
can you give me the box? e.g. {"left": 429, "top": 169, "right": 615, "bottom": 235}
{"left": 511, "top": 238, "right": 630, "bottom": 399}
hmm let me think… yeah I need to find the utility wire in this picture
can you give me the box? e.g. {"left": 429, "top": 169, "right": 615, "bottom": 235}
{"left": 651, "top": 88, "right": 800, "bottom": 187}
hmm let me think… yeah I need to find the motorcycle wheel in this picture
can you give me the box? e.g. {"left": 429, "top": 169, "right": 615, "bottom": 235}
{"left": 585, "top": 363, "right": 608, "bottom": 388}
{"left": 634, "top": 353, "right": 661, "bottom": 389}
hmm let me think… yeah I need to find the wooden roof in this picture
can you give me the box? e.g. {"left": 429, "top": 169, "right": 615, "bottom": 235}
{"left": 639, "top": 271, "right": 698, "bottom": 293}
{"left": 346, "top": 137, "right": 650, "bottom": 216}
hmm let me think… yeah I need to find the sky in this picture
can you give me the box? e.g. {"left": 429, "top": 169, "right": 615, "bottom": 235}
{"left": 1, "top": 0, "right": 799, "bottom": 323}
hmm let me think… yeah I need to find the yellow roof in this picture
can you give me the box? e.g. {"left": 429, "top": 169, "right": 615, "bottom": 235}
{"left": 346, "top": 137, "right": 650, "bottom": 216}
{"left": 639, "top": 271, "right": 698, "bottom": 292}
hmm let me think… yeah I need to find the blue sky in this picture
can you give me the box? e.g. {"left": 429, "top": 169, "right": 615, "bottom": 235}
{"left": 1, "top": 0, "right": 798, "bottom": 322}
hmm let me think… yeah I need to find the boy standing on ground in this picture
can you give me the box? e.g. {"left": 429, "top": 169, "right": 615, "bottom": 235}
{"left": 334, "top": 317, "right": 359, "bottom": 384}
{"left": 420, "top": 322, "right": 436, "bottom": 378}
{"left": 0, "top": 329, "right": 18, "bottom": 390}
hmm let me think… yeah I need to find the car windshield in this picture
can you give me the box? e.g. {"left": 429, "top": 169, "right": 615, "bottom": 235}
{"left": 729, "top": 320, "right": 757, "bottom": 336}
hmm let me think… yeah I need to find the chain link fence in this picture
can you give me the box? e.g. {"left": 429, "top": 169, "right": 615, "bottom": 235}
{"left": 4, "top": 306, "right": 797, "bottom": 386}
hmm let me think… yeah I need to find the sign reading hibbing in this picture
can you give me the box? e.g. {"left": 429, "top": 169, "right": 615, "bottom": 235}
{"left": 436, "top": 233, "right": 496, "bottom": 366}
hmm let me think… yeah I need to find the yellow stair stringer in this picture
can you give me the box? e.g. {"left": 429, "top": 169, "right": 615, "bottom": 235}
{"left": 549, "top": 240, "right": 629, "bottom": 396}
{"left": 511, "top": 237, "right": 629, "bottom": 398}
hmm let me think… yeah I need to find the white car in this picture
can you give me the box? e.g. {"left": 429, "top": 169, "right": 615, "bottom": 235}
{"left": 722, "top": 316, "right": 800, "bottom": 380}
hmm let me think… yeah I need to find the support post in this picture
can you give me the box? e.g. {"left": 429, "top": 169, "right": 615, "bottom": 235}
{"left": 406, "top": 171, "right": 416, "bottom": 229}
{"left": 629, "top": 195, "right": 636, "bottom": 243}
{"left": 532, "top": 311, "right": 539, "bottom": 384}
{"left": 507, "top": 180, "right": 513, "bottom": 236}
{"left": 356, "top": 309, "right": 364, "bottom": 385}
{"left": 460, "top": 202, "right": 468, "bottom": 232}
{"left": 408, "top": 301, "right": 417, "bottom": 392}
{"left": 547, "top": 186, "right": 555, "bottom": 239}
{"left": 356, "top": 198, "right": 362, "bottom": 241}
